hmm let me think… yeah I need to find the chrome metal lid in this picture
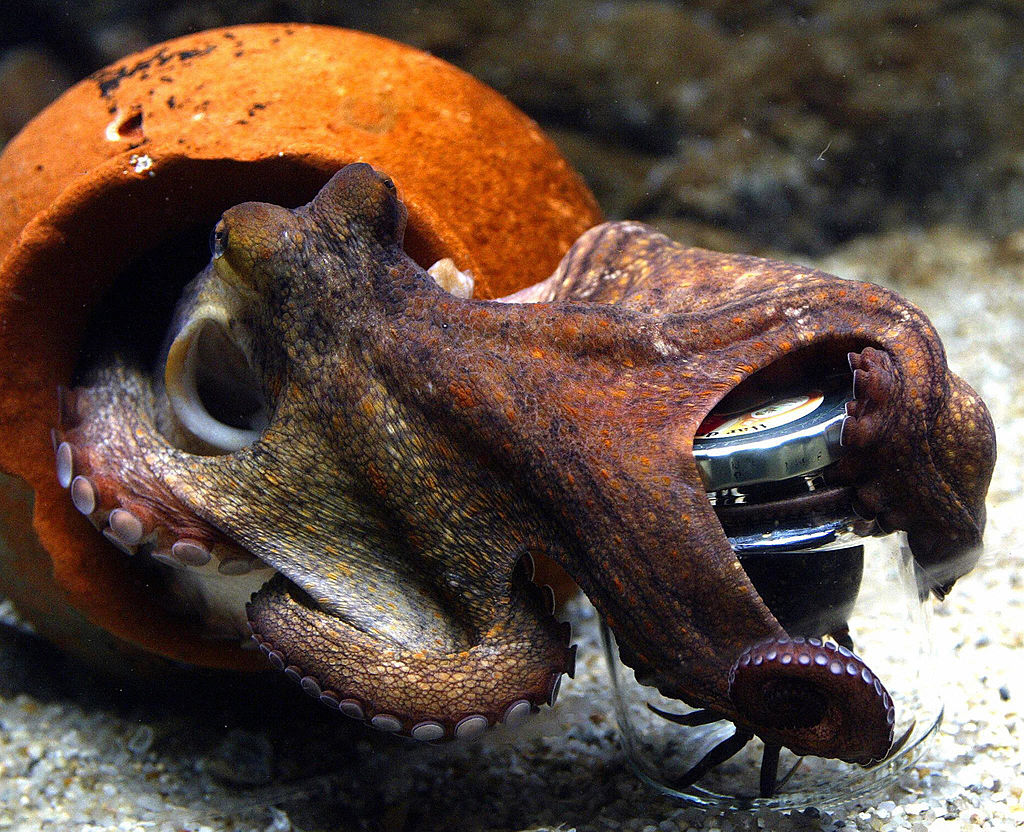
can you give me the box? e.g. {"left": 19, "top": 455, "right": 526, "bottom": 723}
{"left": 693, "top": 386, "right": 848, "bottom": 490}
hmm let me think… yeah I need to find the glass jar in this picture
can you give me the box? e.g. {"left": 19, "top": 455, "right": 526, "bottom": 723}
{"left": 602, "top": 381, "right": 943, "bottom": 809}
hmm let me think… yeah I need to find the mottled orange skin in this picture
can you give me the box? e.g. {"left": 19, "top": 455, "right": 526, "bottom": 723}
{"left": 524, "top": 223, "right": 995, "bottom": 596}
{"left": 53, "top": 167, "right": 994, "bottom": 757}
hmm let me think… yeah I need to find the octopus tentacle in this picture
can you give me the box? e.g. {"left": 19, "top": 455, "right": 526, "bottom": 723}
{"left": 670, "top": 726, "right": 756, "bottom": 791}
{"left": 646, "top": 705, "right": 726, "bottom": 727}
{"left": 52, "top": 368, "right": 263, "bottom": 574}
{"left": 529, "top": 221, "right": 993, "bottom": 594}
{"left": 836, "top": 343, "right": 994, "bottom": 594}
{"left": 728, "top": 636, "right": 894, "bottom": 765}
{"left": 247, "top": 561, "right": 574, "bottom": 740}
{"left": 55, "top": 340, "right": 577, "bottom": 732}
{"left": 759, "top": 744, "right": 783, "bottom": 798}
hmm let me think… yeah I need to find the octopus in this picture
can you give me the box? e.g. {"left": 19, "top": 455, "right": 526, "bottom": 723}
{"left": 51, "top": 163, "right": 995, "bottom": 793}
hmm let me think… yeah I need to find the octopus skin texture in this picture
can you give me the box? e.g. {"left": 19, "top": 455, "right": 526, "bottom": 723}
{"left": 52, "top": 163, "right": 995, "bottom": 766}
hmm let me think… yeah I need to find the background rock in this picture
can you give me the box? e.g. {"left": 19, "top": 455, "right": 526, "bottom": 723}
{"left": 3, "top": 1, "right": 1024, "bottom": 252}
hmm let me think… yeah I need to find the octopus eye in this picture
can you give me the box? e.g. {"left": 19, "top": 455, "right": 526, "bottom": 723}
{"left": 209, "top": 225, "right": 229, "bottom": 259}
{"left": 381, "top": 176, "right": 396, "bottom": 193}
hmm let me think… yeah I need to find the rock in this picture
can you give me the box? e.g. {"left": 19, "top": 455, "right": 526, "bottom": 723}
{"left": 0, "top": 47, "right": 72, "bottom": 143}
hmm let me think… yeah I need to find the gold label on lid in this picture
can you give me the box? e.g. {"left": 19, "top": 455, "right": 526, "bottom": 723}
{"left": 696, "top": 392, "right": 824, "bottom": 440}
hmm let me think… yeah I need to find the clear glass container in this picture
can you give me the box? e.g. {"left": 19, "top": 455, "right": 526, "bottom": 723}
{"left": 601, "top": 530, "right": 942, "bottom": 810}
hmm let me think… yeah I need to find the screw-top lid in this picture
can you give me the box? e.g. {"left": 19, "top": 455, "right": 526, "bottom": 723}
{"left": 693, "top": 386, "right": 848, "bottom": 491}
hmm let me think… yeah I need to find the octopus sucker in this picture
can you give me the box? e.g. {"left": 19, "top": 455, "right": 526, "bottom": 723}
{"left": 55, "top": 441, "right": 74, "bottom": 488}
{"left": 171, "top": 539, "right": 212, "bottom": 567}
{"left": 70, "top": 475, "right": 97, "bottom": 515}
{"left": 49, "top": 164, "right": 993, "bottom": 771}
{"left": 108, "top": 508, "right": 144, "bottom": 546}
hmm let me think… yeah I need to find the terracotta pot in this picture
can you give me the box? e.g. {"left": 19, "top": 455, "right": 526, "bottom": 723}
{"left": 0, "top": 24, "right": 600, "bottom": 674}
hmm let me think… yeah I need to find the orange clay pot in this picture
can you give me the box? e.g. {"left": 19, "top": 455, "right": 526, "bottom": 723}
{"left": 0, "top": 24, "right": 600, "bottom": 675}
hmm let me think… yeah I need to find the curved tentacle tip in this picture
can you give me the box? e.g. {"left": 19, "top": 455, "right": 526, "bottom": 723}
{"left": 728, "top": 636, "right": 895, "bottom": 765}
{"left": 247, "top": 619, "right": 571, "bottom": 743}
{"left": 837, "top": 345, "right": 994, "bottom": 593}
{"left": 840, "top": 348, "right": 896, "bottom": 449}
{"left": 245, "top": 562, "right": 577, "bottom": 743}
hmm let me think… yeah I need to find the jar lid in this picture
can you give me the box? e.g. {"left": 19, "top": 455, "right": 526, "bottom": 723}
{"left": 693, "top": 386, "right": 848, "bottom": 490}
